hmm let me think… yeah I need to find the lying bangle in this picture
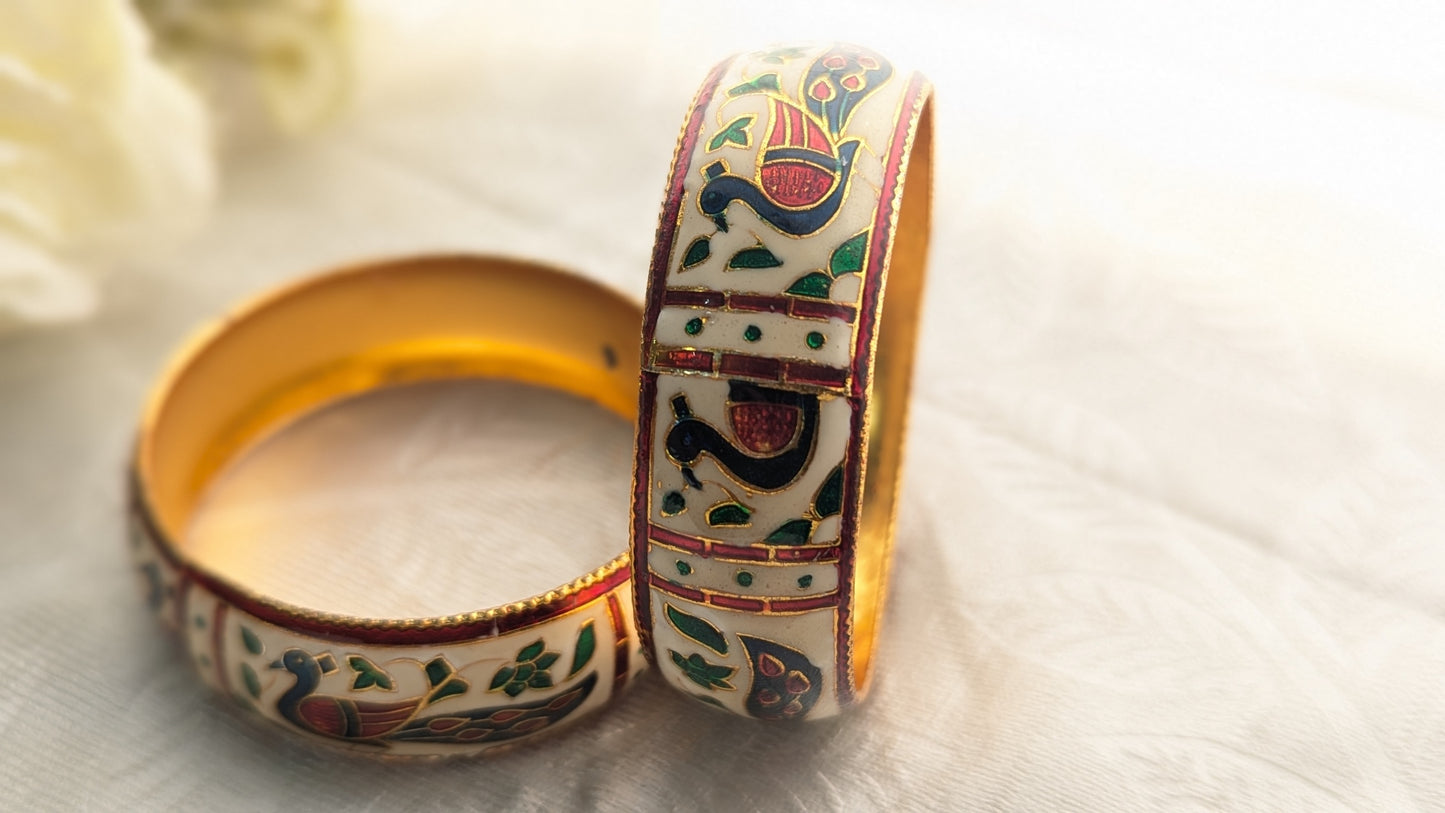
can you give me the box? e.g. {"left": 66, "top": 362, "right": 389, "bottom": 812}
{"left": 632, "top": 44, "right": 933, "bottom": 719}
{"left": 129, "top": 255, "right": 646, "bottom": 755}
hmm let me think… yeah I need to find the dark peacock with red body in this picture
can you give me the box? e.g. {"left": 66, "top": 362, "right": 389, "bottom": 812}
{"left": 270, "top": 648, "right": 596, "bottom": 746}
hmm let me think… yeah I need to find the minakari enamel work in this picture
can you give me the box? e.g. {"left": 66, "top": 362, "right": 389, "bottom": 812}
{"left": 131, "top": 488, "right": 642, "bottom": 753}
{"left": 130, "top": 487, "right": 642, "bottom": 754}
{"left": 633, "top": 44, "right": 931, "bottom": 719}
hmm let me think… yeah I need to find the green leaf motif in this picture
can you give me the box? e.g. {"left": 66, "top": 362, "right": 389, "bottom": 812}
{"left": 569, "top": 621, "right": 597, "bottom": 677}
{"left": 669, "top": 650, "right": 736, "bottom": 691}
{"left": 829, "top": 231, "right": 868, "bottom": 277}
{"left": 240, "top": 663, "right": 262, "bottom": 699}
{"left": 707, "top": 115, "right": 754, "bottom": 151}
{"left": 785, "top": 272, "right": 833, "bottom": 299}
{"left": 348, "top": 655, "right": 395, "bottom": 691}
{"left": 813, "top": 465, "right": 844, "bottom": 518}
{"left": 504, "top": 682, "right": 526, "bottom": 698}
{"left": 535, "top": 652, "right": 560, "bottom": 671}
{"left": 528, "top": 672, "right": 554, "bottom": 690}
{"left": 240, "top": 626, "right": 263, "bottom": 656}
{"left": 489, "top": 665, "right": 515, "bottom": 691}
{"left": 765, "top": 518, "right": 815, "bottom": 546}
{"left": 681, "top": 236, "right": 710, "bottom": 269}
{"left": 727, "top": 73, "right": 780, "bottom": 97}
{"left": 727, "top": 245, "right": 783, "bottom": 270}
{"left": 430, "top": 678, "right": 469, "bottom": 704}
{"left": 707, "top": 501, "right": 752, "bottom": 527}
{"left": 424, "top": 656, "right": 454, "bottom": 688}
{"left": 517, "top": 639, "right": 546, "bottom": 664}
{"left": 665, "top": 604, "right": 728, "bottom": 655}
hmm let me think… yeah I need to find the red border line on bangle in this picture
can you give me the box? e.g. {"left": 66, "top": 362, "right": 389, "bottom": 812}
{"left": 605, "top": 593, "right": 630, "bottom": 692}
{"left": 662, "top": 288, "right": 858, "bottom": 324}
{"left": 650, "top": 346, "right": 848, "bottom": 390}
{"left": 649, "top": 523, "right": 841, "bottom": 563}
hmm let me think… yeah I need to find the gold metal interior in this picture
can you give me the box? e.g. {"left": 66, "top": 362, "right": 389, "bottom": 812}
{"left": 850, "top": 93, "right": 934, "bottom": 691}
{"left": 135, "top": 255, "right": 641, "bottom": 621}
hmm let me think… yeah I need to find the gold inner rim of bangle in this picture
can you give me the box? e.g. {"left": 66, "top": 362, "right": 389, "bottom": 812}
{"left": 134, "top": 255, "right": 641, "bottom": 630}
{"left": 850, "top": 88, "right": 933, "bottom": 692}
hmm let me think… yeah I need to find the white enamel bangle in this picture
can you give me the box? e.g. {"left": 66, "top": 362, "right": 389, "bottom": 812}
{"left": 631, "top": 44, "right": 934, "bottom": 719}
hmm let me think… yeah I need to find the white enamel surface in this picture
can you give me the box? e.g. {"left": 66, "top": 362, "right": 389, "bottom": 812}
{"left": 654, "top": 307, "right": 853, "bottom": 369}
{"left": 652, "top": 551, "right": 839, "bottom": 597}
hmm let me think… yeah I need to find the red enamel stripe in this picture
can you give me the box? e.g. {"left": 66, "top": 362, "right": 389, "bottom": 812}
{"left": 769, "top": 593, "right": 842, "bottom": 613}
{"left": 656, "top": 348, "right": 715, "bottom": 372}
{"left": 649, "top": 571, "right": 841, "bottom": 614}
{"left": 718, "top": 354, "right": 781, "bottom": 379}
{"left": 728, "top": 294, "right": 789, "bottom": 314}
{"left": 605, "top": 593, "right": 630, "bottom": 692}
{"left": 785, "top": 360, "right": 849, "bottom": 388}
{"left": 652, "top": 348, "right": 849, "bottom": 390}
{"left": 661, "top": 287, "right": 858, "bottom": 324}
{"left": 663, "top": 289, "right": 726, "bottom": 308}
{"left": 710, "top": 594, "right": 767, "bottom": 612}
{"left": 790, "top": 298, "right": 856, "bottom": 322}
{"left": 709, "top": 544, "right": 771, "bottom": 562}
{"left": 649, "top": 573, "right": 707, "bottom": 603}
{"left": 768, "top": 99, "right": 789, "bottom": 147}
{"left": 649, "top": 523, "right": 840, "bottom": 563}
{"left": 773, "top": 545, "right": 843, "bottom": 563}
{"left": 631, "top": 372, "right": 661, "bottom": 654}
{"left": 648, "top": 523, "right": 707, "bottom": 553}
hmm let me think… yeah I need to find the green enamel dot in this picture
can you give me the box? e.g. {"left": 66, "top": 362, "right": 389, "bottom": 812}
{"left": 797, "top": 574, "right": 814, "bottom": 589}
{"left": 743, "top": 325, "right": 762, "bottom": 342}
{"left": 661, "top": 490, "right": 686, "bottom": 516}
{"left": 684, "top": 317, "right": 703, "bottom": 336}
{"left": 736, "top": 571, "right": 754, "bottom": 587}
{"left": 806, "top": 331, "right": 825, "bottom": 349}
{"left": 675, "top": 560, "right": 692, "bottom": 576}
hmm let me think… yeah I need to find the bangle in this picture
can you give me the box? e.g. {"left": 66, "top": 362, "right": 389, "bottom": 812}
{"left": 631, "top": 44, "right": 933, "bottom": 719}
{"left": 130, "top": 255, "right": 645, "bottom": 754}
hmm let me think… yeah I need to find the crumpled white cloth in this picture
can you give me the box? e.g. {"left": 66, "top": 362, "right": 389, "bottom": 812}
{"left": 2, "top": 1, "right": 1443, "bottom": 810}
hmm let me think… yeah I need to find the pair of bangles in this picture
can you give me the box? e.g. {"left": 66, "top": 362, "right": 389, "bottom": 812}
{"left": 130, "top": 43, "right": 933, "bottom": 755}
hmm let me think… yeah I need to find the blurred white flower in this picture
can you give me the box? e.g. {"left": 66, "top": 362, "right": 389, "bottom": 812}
{"left": 138, "top": 0, "right": 353, "bottom": 141}
{"left": 0, "top": 0, "right": 214, "bottom": 332}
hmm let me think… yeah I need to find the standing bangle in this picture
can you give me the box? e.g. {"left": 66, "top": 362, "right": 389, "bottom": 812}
{"left": 130, "top": 255, "right": 646, "bottom": 755}
{"left": 631, "top": 44, "right": 933, "bottom": 719}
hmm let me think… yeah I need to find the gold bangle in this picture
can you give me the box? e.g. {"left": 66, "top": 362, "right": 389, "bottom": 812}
{"left": 631, "top": 44, "right": 933, "bottom": 719}
{"left": 130, "top": 255, "right": 645, "bottom": 754}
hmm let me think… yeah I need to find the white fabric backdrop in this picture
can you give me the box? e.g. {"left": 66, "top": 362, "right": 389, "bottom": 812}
{"left": 2, "top": 1, "right": 1444, "bottom": 810}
